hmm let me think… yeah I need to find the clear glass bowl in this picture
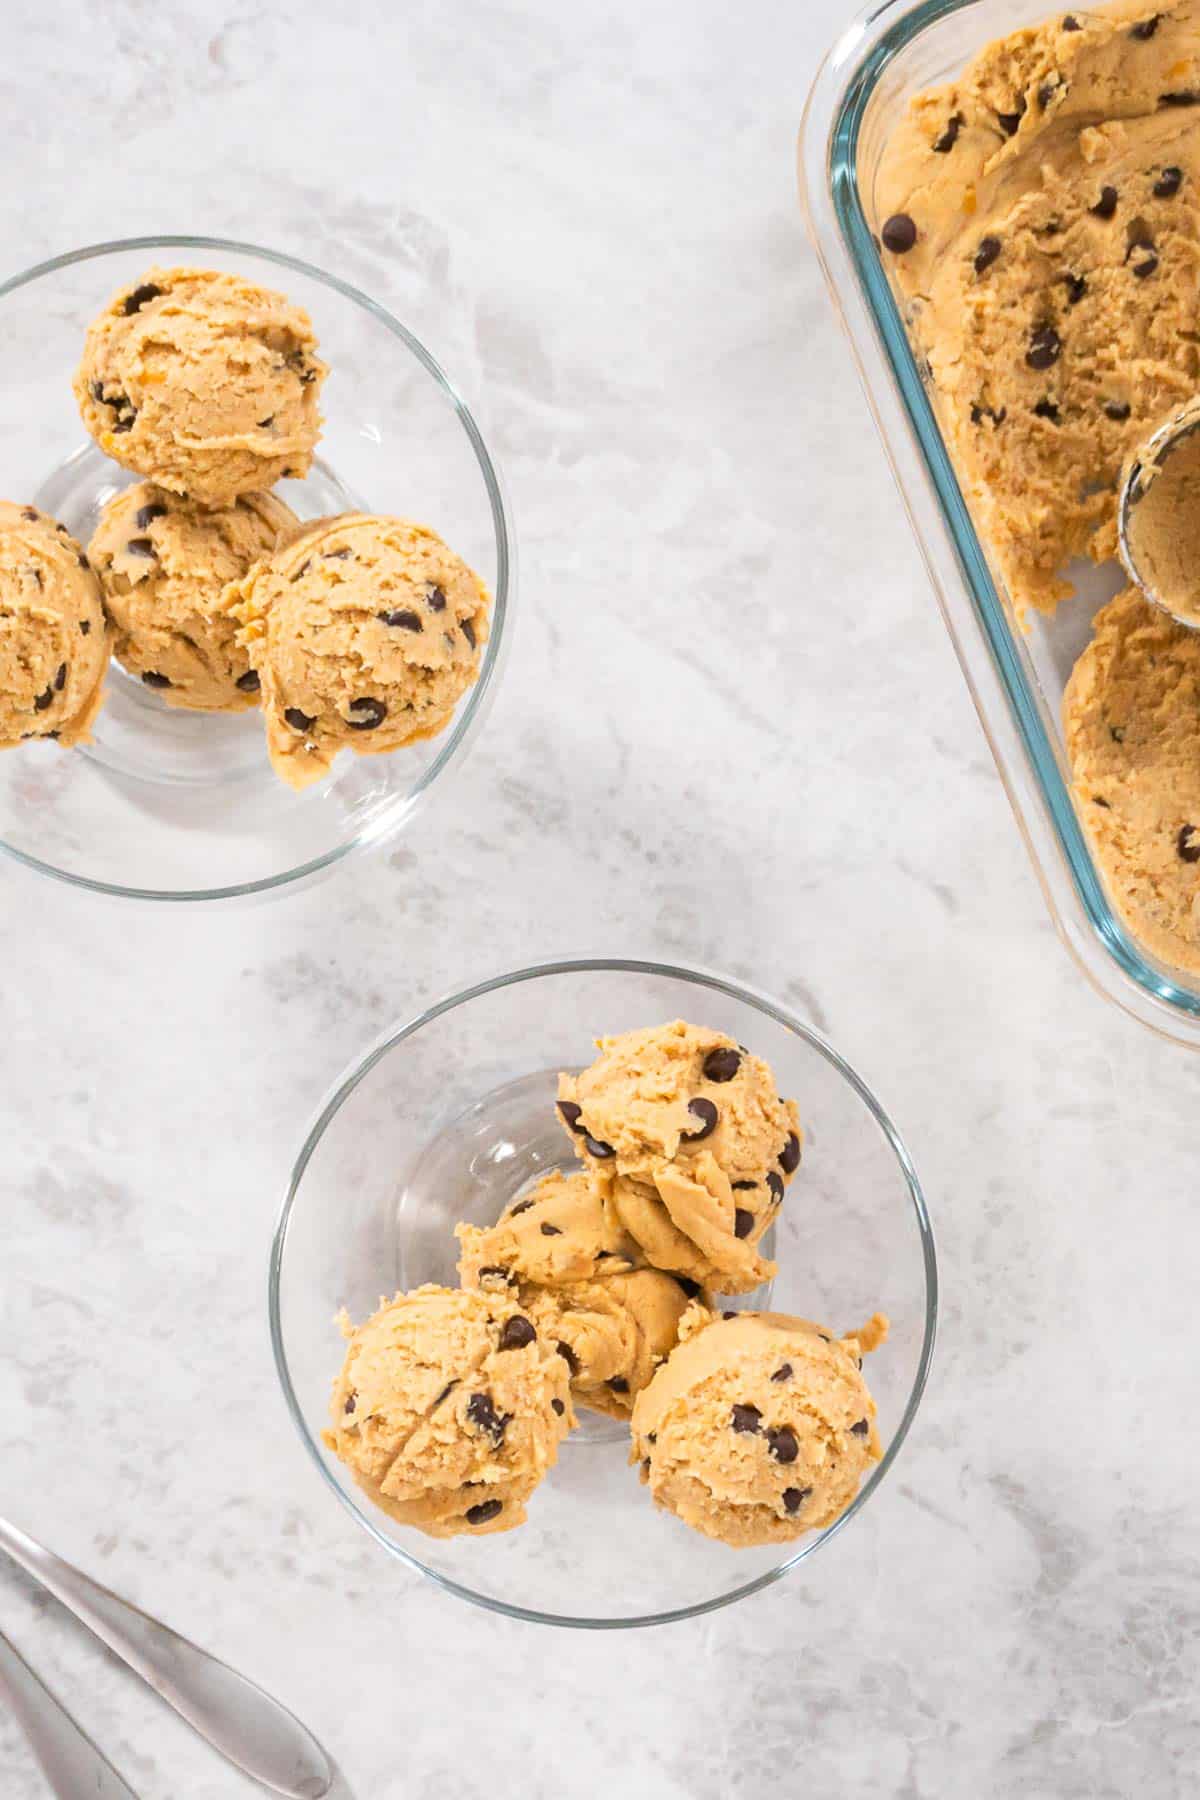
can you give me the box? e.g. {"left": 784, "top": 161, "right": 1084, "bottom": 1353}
{"left": 0, "top": 236, "right": 512, "bottom": 902}
{"left": 270, "top": 959, "right": 937, "bottom": 1629}
{"left": 801, "top": 1, "right": 1200, "bottom": 1046}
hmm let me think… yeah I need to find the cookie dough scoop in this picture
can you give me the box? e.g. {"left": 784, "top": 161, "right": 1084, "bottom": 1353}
{"left": 0, "top": 502, "right": 110, "bottom": 749}
{"left": 1118, "top": 401, "right": 1200, "bottom": 630}
{"left": 322, "top": 1284, "right": 574, "bottom": 1539}
{"left": 631, "top": 1304, "right": 888, "bottom": 1548}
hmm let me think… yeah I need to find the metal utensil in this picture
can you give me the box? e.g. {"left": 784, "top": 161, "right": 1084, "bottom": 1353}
{"left": 0, "top": 1626, "right": 139, "bottom": 1799}
{"left": 1117, "top": 398, "right": 1200, "bottom": 630}
{"left": 0, "top": 1515, "right": 331, "bottom": 1799}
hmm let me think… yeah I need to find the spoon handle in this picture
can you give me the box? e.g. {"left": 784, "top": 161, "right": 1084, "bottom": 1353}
{"left": 0, "top": 1516, "right": 331, "bottom": 1800}
{"left": 0, "top": 1627, "right": 140, "bottom": 1799}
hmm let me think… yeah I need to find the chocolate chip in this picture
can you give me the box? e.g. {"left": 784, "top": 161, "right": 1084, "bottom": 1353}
{"left": 583, "top": 1135, "right": 615, "bottom": 1159}
{"left": 722, "top": 1311, "right": 738, "bottom": 1320}
{"left": 1033, "top": 399, "right": 1061, "bottom": 423}
{"left": 432, "top": 1380, "right": 458, "bottom": 1408}
{"left": 731, "top": 1403, "right": 762, "bottom": 1434}
{"left": 377, "top": 608, "right": 422, "bottom": 630}
{"left": 465, "top": 1498, "right": 503, "bottom": 1526}
{"left": 607, "top": 1377, "right": 630, "bottom": 1394}
{"left": 257, "top": 416, "right": 275, "bottom": 428}
{"left": 20, "top": 505, "right": 37, "bottom": 520}
{"left": 1159, "top": 91, "right": 1200, "bottom": 106}
{"left": 291, "top": 560, "right": 312, "bottom": 582}
{"left": 1155, "top": 165, "right": 1184, "bottom": 197}
{"left": 782, "top": 1487, "right": 812, "bottom": 1515}
{"left": 933, "top": 113, "right": 963, "bottom": 153}
{"left": 141, "top": 671, "right": 171, "bottom": 688}
{"left": 732, "top": 1180, "right": 756, "bottom": 1190}
{"left": 1177, "top": 825, "right": 1200, "bottom": 863}
{"left": 1131, "top": 12, "right": 1160, "bottom": 36}
{"left": 767, "top": 1426, "right": 799, "bottom": 1463}
{"left": 1110, "top": 725, "right": 1126, "bottom": 743}
{"left": 426, "top": 584, "right": 447, "bottom": 611}
{"left": 540, "top": 1222, "right": 563, "bottom": 1236}
{"left": 122, "top": 282, "right": 163, "bottom": 313}
{"left": 324, "top": 547, "right": 353, "bottom": 560}
{"left": 135, "top": 502, "right": 167, "bottom": 530}
{"left": 1063, "top": 13, "right": 1081, "bottom": 26}
{"left": 556, "top": 1341, "right": 580, "bottom": 1376}
{"left": 1065, "top": 272, "right": 1087, "bottom": 304}
{"left": 779, "top": 1133, "right": 801, "bottom": 1175}
{"left": 880, "top": 213, "right": 917, "bottom": 253}
{"left": 508, "top": 1199, "right": 535, "bottom": 1217}
{"left": 1104, "top": 400, "right": 1132, "bottom": 421}
{"left": 90, "top": 380, "right": 104, "bottom": 401}
{"left": 1093, "top": 795, "right": 1111, "bottom": 810}
{"left": 343, "top": 1393, "right": 356, "bottom": 1415}
{"left": 1131, "top": 247, "right": 1159, "bottom": 277}
{"left": 111, "top": 410, "right": 135, "bottom": 434}
{"left": 970, "top": 403, "right": 1007, "bottom": 427}
{"left": 973, "top": 235, "right": 1001, "bottom": 274}
{"left": 552, "top": 1398, "right": 565, "bottom": 1415}
{"left": 647, "top": 1431, "right": 657, "bottom": 1444}
{"left": 771, "top": 1363, "right": 793, "bottom": 1383}
{"left": 126, "top": 537, "right": 155, "bottom": 558}
{"left": 236, "top": 669, "right": 261, "bottom": 692}
{"left": 1090, "top": 185, "right": 1119, "bottom": 218}
{"left": 997, "top": 98, "right": 1026, "bottom": 136}
{"left": 676, "top": 1276, "right": 702, "bottom": 1299}
{"left": 284, "top": 706, "right": 314, "bottom": 732}
{"left": 818, "top": 1332, "right": 832, "bottom": 1342}
{"left": 347, "top": 696, "right": 387, "bottom": 730}
{"left": 851, "top": 1418, "right": 871, "bottom": 1437}
{"left": 1026, "top": 325, "right": 1061, "bottom": 370}
{"left": 702, "top": 1046, "right": 741, "bottom": 1082}
{"left": 734, "top": 1208, "right": 754, "bottom": 1239}
{"left": 54, "top": 663, "right": 66, "bottom": 691}
{"left": 558, "top": 1100, "right": 585, "bottom": 1132}
{"left": 477, "top": 1265, "right": 511, "bottom": 1282}
{"left": 34, "top": 687, "right": 53, "bottom": 711}
{"left": 466, "top": 1392, "right": 511, "bottom": 1442}
{"left": 79, "top": 618, "right": 91, "bottom": 634}
{"left": 1037, "top": 81, "right": 1058, "bottom": 110}
{"left": 499, "top": 1314, "right": 536, "bottom": 1350}
{"left": 461, "top": 618, "right": 477, "bottom": 649}
{"left": 682, "top": 1097, "right": 718, "bottom": 1142}
{"left": 77, "top": 554, "right": 90, "bottom": 571}
{"left": 766, "top": 1171, "right": 784, "bottom": 1204}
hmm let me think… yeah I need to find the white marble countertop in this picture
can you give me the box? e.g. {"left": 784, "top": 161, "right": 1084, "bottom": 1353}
{"left": 3, "top": 1, "right": 1199, "bottom": 1794}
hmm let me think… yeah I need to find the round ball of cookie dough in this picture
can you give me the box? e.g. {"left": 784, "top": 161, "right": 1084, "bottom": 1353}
{"left": 631, "top": 1306, "right": 888, "bottom": 1547}
{"left": 88, "top": 484, "right": 299, "bottom": 711}
{"left": 323, "top": 1285, "right": 574, "bottom": 1539}
{"left": 0, "top": 502, "right": 109, "bottom": 749}
{"left": 74, "top": 267, "right": 327, "bottom": 505}
{"left": 457, "top": 1169, "right": 696, "bottom": 1417}
{"left": 230, "top": 513, "right": 490, "bottom": 790}
{"left": 557, "top": 1021, "right": 801, "bottom": 1294}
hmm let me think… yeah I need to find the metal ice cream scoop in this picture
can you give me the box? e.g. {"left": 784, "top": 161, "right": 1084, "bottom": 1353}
{"left": 0, "top": 1513, "right": 332, "bottom": 1798}
{"left": 1117, "top": 398, "right": 1200, "bottom": 630}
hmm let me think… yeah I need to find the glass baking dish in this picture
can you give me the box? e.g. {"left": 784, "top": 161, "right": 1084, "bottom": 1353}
{"left": 801, "top": 0, "right": 1200, "bottom": 1048}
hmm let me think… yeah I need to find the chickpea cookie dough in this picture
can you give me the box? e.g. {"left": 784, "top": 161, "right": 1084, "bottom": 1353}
{"left": 1064, "top": 585, "right": 1200, "bottom": 971}
{"left": 88, "top": 483, "right": 299, "bottom": 711}
{"left": 557, "top": 1020, "right": 802, "bottom": 1295}
{"left": 457, "top": 1169, "right": 694, "bottom": 1418}
{"left": 229, "top": 513, "right": 491, "bottom": 790}
{"left": 0, "top": 502, "right": 109, "bottom": 748}
{"left": 630, "top": 1304, "right": 889, "bottom": 1548}
{"left": 876, "top": 0, "right": 1200, "bottom": 616}
{"left": 323, "top": 1285, "right": 575, "bottom": 1539}
{"left": 74, "top": 267, "right": 327, "bottom": 506}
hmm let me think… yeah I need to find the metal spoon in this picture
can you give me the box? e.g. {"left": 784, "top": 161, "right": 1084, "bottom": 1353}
{"left": 0, "top": 1514, "right": 332, "bottom": 1799}
{"left": 0, "top": 1627, "right": 139, "bottom": 1799}
{"left": 1117, "top": 398, "right": 1200, "bottom": 629}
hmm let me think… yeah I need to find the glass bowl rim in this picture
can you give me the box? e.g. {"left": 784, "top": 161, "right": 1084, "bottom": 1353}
{"left": 268, "top": 954, "right": 939, "bottom": 1630}
{"left": 804, "top": 0, "right": 1200, "bottom": 1028}
{"left": 0, "top": 232, "right": 514, "bottom": 904}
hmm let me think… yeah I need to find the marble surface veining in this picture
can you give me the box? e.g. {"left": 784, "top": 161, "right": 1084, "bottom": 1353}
{"left": 2, "top": 0, "right": 1200, "bottom": 1795}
